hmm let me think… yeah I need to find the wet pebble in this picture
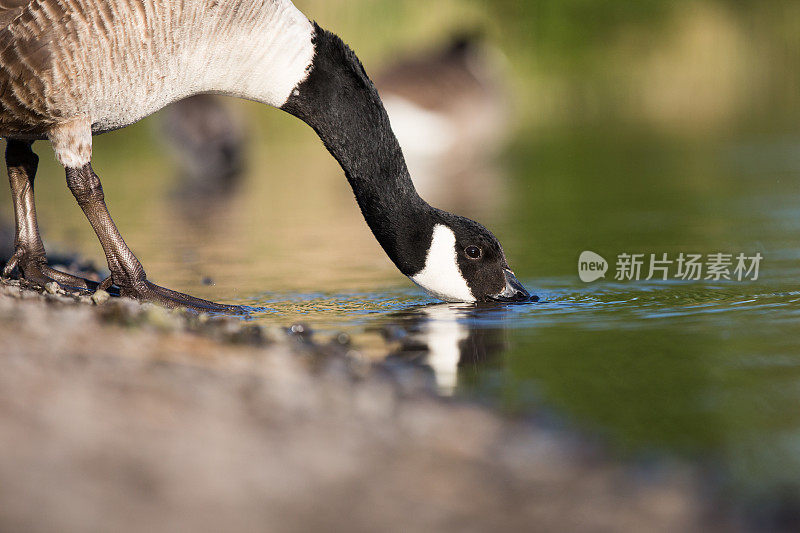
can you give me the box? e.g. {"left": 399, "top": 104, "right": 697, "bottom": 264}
{"left": 289, "top": 323, "right": 313, "bottom": 342}
{"left": 91, "top": 289, "right": 110, "bottom": 305}
{"left": 346, "top": 349, "right": 370, "bottom": 378}
{"left": 262, "top": 326, "right": 288, "bottom": 343}
{"left": 381, "top": 325, "right": 408, "bottom": 342}
{"left": 142, "top": 305, "right": 184, "bottom": 332}
{"left": 290, "top": 323, "right": 307, "bottom": 334}
{"left": 45, "top": 282, "right": 60, "bottom": 295}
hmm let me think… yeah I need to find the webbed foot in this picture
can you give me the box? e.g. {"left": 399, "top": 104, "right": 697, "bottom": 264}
{"left": 2, "top": 247, "right": 98, "bottom": 293}
{"left": 117, "top": 278, "right": 244, "bottom": 314}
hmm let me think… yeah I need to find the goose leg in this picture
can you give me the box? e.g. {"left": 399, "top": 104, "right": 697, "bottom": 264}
{"left": 65, "top": 162, "right": 240, "bottom": 313}
{"left": 2, "top": 140, "right": 97, "bottom": 291}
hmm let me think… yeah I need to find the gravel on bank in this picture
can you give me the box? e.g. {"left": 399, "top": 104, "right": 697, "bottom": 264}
{"left": 0, "top": 280, "right": 721, "bottom": 532}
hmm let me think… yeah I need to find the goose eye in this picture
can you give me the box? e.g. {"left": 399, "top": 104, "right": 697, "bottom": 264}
{"left": 465, "top": 246, "right": 482, "bottom": 259}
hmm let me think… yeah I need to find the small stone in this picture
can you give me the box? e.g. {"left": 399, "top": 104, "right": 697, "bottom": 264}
{"left": 91, "top": 289, "right": 110, "bottom": 305}
{"left": 262, "top": 326, "right": 288, "bottom": 343}
{"left": 201, "top": 277, "right": 214, "bottom": 286}
{"left": 347, "top": 349, "right": 370, "bottom": 378}
{"left": 45, "top": 282, "right": 60, "bottom": 295}
{"left": 143, "top": 305, "right": 182, "bottom": 332}
{"left": 288, "top": 323, "right": 313, "bottom": 344}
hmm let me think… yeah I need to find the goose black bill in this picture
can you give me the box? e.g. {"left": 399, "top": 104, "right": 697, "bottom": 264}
{"left": 488, "top": 269, "right": 536, "bottom": 303}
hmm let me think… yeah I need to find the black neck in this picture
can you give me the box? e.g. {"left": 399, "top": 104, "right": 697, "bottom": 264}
{"left": 281, "top": 24, "right": 434, "bottom": 275}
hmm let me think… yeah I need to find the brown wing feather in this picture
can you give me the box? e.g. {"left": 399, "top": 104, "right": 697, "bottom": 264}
{"left": 0, "top": 0, "right": 32, "bottom": 29}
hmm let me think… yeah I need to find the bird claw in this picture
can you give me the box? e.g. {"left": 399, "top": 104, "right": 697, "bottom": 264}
{"left": 2, "top": 247, "right": 97, "bottom": 293}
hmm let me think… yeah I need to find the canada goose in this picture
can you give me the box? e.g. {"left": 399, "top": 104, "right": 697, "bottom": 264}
{"left": 0, "top": 0, "right": 532, "bottom": 311}
{"left": 376, "top": 33, "right": 510, "bottom": 207}
{"left": 160, "top": 94, "right": 245, "bottom": 196}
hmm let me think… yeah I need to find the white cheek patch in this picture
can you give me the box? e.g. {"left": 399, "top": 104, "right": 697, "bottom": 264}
{"left": 411, "top": 224, "right": 476, "bottom": 303}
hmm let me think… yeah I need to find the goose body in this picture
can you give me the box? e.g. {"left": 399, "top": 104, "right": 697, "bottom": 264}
{"left": 0, "top": 0, "right": 532, "bottom": 309}
{"left": 0, "top": 0, "right": 312, "bottom": 143}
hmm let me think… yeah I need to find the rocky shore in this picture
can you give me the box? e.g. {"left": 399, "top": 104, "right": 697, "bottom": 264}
{"left": 0, "top": 279, "right": 722, "bottom": 532}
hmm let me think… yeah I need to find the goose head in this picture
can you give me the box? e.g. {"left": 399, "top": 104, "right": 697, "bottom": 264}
{"left": 407, "top": 214, "right": 533, "bottom": 303}
{"left": 281, "top": 23, "right": 533, "bottom": 304}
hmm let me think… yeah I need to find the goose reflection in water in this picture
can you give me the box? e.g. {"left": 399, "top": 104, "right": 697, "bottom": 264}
{"left": 383, "top": 303, "right": 510, "bottom": 396}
